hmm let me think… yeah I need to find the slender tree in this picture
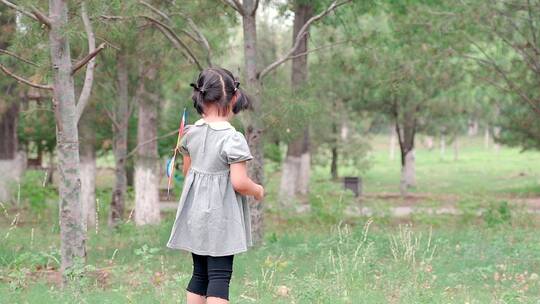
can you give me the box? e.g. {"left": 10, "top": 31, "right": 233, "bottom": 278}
{"left": 0, "top": 0, "right": 104, "bottom": 281}
{"left": 0, "top": 6, "right": 23, "bottom": 202}
{"left": 279, "top": 0, "right": 314, "bottom": 205}
{"left": 219, "top": 0, "right": 351, "bottom": 244}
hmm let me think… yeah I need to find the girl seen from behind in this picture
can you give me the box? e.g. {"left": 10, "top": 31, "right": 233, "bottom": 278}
{"left": 167, "top": 67, "right": 265, "bottom": 304}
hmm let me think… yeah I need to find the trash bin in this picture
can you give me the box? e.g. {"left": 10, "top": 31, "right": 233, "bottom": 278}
{"left": 343, "top": 176, "right": 362, "bottom": 197}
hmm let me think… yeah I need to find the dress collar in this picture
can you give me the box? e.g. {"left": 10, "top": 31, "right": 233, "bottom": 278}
{"left": 194, "top": 118, "right": 235, "bottom": 131}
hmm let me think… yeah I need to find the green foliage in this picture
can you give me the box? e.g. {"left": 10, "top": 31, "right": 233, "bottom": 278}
{"left": 9, "top": 248, "right": 60, "bottom": 271}
{"left": 483, "top": 201, "right": 512, "bottom": 228}
{"left": 17, "top": 102, "right": 56, "bottom": 156}
{"left": 263, "top": 141, "right": 282, "bottom": 163}
{"left": 309, "top": 180, "right": 355, "bottom": 223}
{"left": 16, "top": 171, "right": 57, "bottom": 214}
{"left": 134, "top": 244, "right": 160, "bottom": 264}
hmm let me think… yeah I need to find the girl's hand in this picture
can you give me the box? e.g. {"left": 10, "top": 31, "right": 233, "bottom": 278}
{"left": 254, "top": 184, "right": 264, "bottom": 201}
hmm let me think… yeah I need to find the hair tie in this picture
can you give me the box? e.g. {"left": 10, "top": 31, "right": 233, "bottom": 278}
{"left": 234, "top": 81, "right": 240, "bottom": 92}
{"left": 190, "top": 82, "right": 205, "bottom": 95}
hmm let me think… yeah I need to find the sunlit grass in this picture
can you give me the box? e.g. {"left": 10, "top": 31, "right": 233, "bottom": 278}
{"left": 1, "top": 135, "right": 540, "bottom": 303}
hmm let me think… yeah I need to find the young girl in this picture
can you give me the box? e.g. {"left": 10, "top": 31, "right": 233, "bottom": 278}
{"left": 167, "top": 67, "right": 264, "bottom": 304}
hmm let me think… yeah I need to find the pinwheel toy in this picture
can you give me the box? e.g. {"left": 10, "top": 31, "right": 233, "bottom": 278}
{"left": 166, "top": 107, "right": 187, "bottom": 198}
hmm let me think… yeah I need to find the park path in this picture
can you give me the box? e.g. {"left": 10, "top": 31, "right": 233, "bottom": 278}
{"left": 159, "top": 195, "right": 540, "bottom": 217}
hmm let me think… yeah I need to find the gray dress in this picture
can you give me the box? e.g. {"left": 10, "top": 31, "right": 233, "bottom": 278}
{"left": 166, "top": 118, "right": 254, "bottom": 256}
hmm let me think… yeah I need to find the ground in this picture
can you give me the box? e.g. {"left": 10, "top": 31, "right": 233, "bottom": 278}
{"left": 1, "top": 135, "right": 540, "bottom": 303}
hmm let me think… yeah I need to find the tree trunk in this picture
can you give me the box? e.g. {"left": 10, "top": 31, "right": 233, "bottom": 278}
{"left": 439, "top": 135, "right": 446, "bottom": 158}
{"left": 241, "top": 1, "right": 265, "bottom": 244}
{"left": 389, "top": 126, "right": 396, "bottom": 160}
{"left": 79, "top": 110, "right": 96, "bottom": 230}
{"left": 468, "top": 119, "right": 479, "bottom": 136}
{"left": 493, "top": 126, "right": 501, "bottom": 154}
{"left": 109, "top": 51, "right": 129, "bottom": 227}
{"left": 400, "top": 149, "right": 415, "bottom": 196}
{"left": 134, "top": 65, "right": 160, "bottom": 225}
{"left": 48, "top": 0, "right": 86, "bottom": 280}
{"left": 46, "top": 150, "right": 54, "bottom": 186}
{"left": 395, "top": 107, "right": 417, "bottom": 195}
{"left": 424, "top": 136, "right": 434, "bottom": 150}
{"left": 279, "top": 2, "right": 313, "bottom": 201}
{"left": 453, "top": 138, "right": 459, "bottom": 161}
{"left": 0, "top": 102, "right": 25, "bottom": 202}
{"left": 0, "top": 102, "right": 18, "bottom": 159}
{"left": 484, "top": 126, "right": 490, "bottom": 149}
{"left": 330, "top": 122, "right": 338, "bottom": 180}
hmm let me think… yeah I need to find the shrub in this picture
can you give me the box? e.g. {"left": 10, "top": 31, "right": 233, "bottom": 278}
{"left": 483, "top": 201, "right": 512, "bottom": 227}
{"left": 15, "top": 171, "right": 57, "bottom": 214}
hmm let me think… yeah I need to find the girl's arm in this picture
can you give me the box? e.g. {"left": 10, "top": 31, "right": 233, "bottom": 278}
{"left": 182, "top": 155, "right": 191, "bottom": 176}
{"left": 230, "top": 161, "right": 264, "bottom": 200}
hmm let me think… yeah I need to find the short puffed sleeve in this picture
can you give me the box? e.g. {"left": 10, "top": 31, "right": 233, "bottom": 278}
{"left": 222, "top": 131, "right": 253, "bottom": 164}
{"left": 178, "top": 125, "right": 192, "bottom": 155}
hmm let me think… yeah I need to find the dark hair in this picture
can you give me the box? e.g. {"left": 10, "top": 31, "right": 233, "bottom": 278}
{"left": 190, "top": 67, "right": 252, "bottom": 116}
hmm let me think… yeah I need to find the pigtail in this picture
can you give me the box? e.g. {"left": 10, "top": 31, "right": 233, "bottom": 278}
{"left": 189, "top": 67, "right": 252, "bottom": 115}
{"left": 232, "top": 87, "right": 252, "bottom": 114}
{"left": 190, "top": 82, "right": 206, "bottom": 115}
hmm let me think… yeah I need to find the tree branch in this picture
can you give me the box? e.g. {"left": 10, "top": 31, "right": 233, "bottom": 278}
{"left": 462, "top": 50, "right": 540, "bottom": 115}
{"left": 124, "top": 128, "right": 179, "bottom": 160}
{"left": 76, "top": 1, "right": 99, "bottom": 123}
{"left": 287, "top": 39, "right": 354, "bottom": 60}
{"left": 137, "top": 3, "right": 213, "bottom": 67}
{"left": 0, "top": 49, "right": 40, "bottom": 67}
{"left": 526, "top": 0, "right": 537, "bottom": 47}
{"left": 142, "top": 15, "right": 203, "bottom": 71}
{"left": 1, "top": 1, "right": 51, "bottom": 28}
{"left": 100, "top": 14, "right": 205, "bottom": 70}
{"left": 1, "top": 0, "right": 34, "bottom": 20}
{"left": 104, "top": 106, "right": 121, "bottom": 130}
{"left": 185, "top": 17, "right": 212, "bottom": 67}
{"left": 30, "top": 5, "right": 51, "bottom": 28}
{"left": 138, "top": 0, "right": 171, "bottom": 22}
{"left": 219, "top": 0, "right": 244, "bottom": 16}
{"left": 258, "top": 0, "right": 352, "bottom": 80}
{"left": 71, "top": 42, "right": 106, "bottom": 75}
{"left": 0, "top": 63, "right": 52, "bottom": 90}
{"left": 251, "top": 0, "right": 260, "bottom": 16}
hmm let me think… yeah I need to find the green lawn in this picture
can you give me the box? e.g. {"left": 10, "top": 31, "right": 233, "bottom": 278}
{"left": 363, "top": 136, "right": 540, "bottom": 197}
{"left": 1, "top": 135, "right": 540, "bottom": 303}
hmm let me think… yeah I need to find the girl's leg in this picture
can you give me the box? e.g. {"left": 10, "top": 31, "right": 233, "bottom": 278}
{"left": 206, "top": 255, "right": 234, "bottom": 304}
{"left": 186, "top": 253, "right": 209, "bottom": 304}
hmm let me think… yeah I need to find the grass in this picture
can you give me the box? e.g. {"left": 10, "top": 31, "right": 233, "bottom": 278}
{"left": 1, "top": 135, "right": 540, "bottom": 303}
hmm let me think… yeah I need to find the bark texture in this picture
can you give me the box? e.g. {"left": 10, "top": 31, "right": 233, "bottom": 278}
{"left": 134, "top": 65, "right": 160, "bottom": 225}
{"left": 109, "top": 51, "right": 129, "bottom": 227}
{"left": 0, "top": 102, "right": 18, "bottom": 159}
{"left": 439, "top": 135, "right": 446, "bottom": 157}
{"left": 330, "top": 122, "right": 338, "bottom": 179}
{"left": 241, "top": 0, "right": 265, "bottom": 244}
{"left": 48, "top": 0, "right": 86, "bottom": 279}
{"left": 484, "top": 127, "right": 490, "bottom": 149}
{"left": 79, "top": 110, "right": 96, "bottom": 230}
{"left": 395, "top": 106, "right": 417, "bottom": 195}
{"left": 0, "top": 11, "right": 23, "bottom": 202}
{"left": 0, "top": 103, "right": 24, "bottom": 202}
{"left": 389, "top": 126, "right": 396, "bottom": 160}
{"left": 279, "top": 2, "right": 313, "bottom": 202}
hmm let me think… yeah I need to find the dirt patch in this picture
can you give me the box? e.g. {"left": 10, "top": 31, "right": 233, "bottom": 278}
{"left": 512, "top": 197, "right": 540, "bottom": 210}
{"left": 28, "top": 267, "right": 113, "bottom": 288}
{"left": 362, "top": 192, "right": 459, "bottom": 207}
